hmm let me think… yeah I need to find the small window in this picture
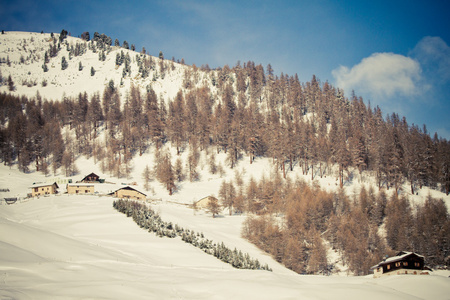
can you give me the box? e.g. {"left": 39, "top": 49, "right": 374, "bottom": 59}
{"left": 387, "top": 265, "right": 391, "bottom": 270}
{"left": 403, "top": 262, "right": 408, "bottom": 266}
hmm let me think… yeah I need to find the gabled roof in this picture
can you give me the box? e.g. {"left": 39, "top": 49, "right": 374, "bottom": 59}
{"left": 115, "top": 186, "right": 147, "bottom": 196}
{"left": 30, "top": 182, "right": 59, "bottom": 189}
{"left": 371, "top": 252, "right": 424, "bottom": 269}
{"left": 81, "top": 172, "right": 100, "bottom": 181}
{"left": 196, "top": 195, "right": 218, "bottom": 203}
{"left": 67, "top": 183, "right": 95, "bottom": 187}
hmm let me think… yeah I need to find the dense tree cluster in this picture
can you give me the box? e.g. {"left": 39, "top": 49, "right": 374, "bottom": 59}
{"left": 241, "top": 174, "right": 449, "bottom": 275}
{"left": 5, "top": 33, "right": 448, "bottom": 197}
{"left": 113, "top": 199, "right": 271, "bottom": 271}
{"left": 0, "top": 93, "right": 67, "bottom": 174}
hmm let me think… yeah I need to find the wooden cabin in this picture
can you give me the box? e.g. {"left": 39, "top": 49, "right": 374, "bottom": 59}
{"left": 30, "top": 182, "right": 59, "bottom": 197}
{"left": 371, "top": 251, "right": 427, "bottom": 278}
{"left": 67, "top": 183, "right": 95, "bottom": 195}
{"left": 113, "top": 186, "right": 147, "bottom": 201}
{"left": 80, "top": 172, "right": 102, "bottom": 183}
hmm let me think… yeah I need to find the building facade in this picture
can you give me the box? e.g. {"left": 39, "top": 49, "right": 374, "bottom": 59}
{"left": 67, "top": 183, "right": 95, "bottom": 195}
{"left": 30, "top": 182, "right": 59, "bottom": 197}
{"left": 113, "top": 186, "right": 146, "bottom": 200}
{"left": 371, "top": 252, "right": 427, "bottom": 278}
{"left": 80, "top": 172, "right": 101, "bottom": 183}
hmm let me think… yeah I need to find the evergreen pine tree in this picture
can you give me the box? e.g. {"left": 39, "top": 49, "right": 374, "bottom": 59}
{"left": 7, "top": 75, "right": 14, "bottom": 91}
{"left": 61, "top": 56, "right": 68, "bottom": 70}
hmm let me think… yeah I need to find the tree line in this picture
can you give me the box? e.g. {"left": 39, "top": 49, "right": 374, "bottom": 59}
{"left": 1, "top": 31, "right": 449, "bottom": 196}
{"left": 113, "top": 199, "right": 272, "bottom": 271}
{"left": 1, "top": 61, "right": 449, "bottom": 196}
{"left": 238, "top": 172, "right": 449, "bottom": 275}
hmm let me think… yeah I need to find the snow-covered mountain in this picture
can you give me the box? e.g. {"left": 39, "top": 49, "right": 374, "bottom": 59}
{"left": 1, "top": 31, "right": 450, "bottom": 299}
{"left": 0, "top": 31, "right": 192, "bottom": 102}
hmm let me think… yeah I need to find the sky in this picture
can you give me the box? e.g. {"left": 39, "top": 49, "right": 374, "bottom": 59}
{"left": 1, "top": 0, "right": 450, "bottom": 139}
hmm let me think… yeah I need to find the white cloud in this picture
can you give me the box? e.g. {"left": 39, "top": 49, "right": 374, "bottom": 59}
{"left": 332, "top": 52, "right": 422, "bottom": 100}
{"left": 410, "top": 36, "right": 450, "bottom": 83}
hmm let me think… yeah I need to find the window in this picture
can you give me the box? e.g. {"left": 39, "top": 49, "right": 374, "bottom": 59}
{"left": 403, "top": 262, "right": 408, "bottom": 266}
{"left": 395, "top": 262, "right": 401, "bottom": 267}
{"left": 387, "top": 265, "right": 391, "bottom": 270}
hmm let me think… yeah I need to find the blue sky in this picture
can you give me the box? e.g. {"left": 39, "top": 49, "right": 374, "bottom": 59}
{"left": 2, "top": 0, "right": 450, "bottom": 139}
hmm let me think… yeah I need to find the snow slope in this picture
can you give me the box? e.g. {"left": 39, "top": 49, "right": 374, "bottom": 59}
{"left": 1, "top": 157, "right": 450, "bottom": 299}
{"left": 0, "top": 31, "right": 190, "bottom": 102}
{"left": 1, "top": 190, "right": 449, "bottom": 299}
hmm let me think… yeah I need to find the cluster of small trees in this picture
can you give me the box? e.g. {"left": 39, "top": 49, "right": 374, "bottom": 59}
{"left": 112, "top": 199, "right": 271, "bottom": 271}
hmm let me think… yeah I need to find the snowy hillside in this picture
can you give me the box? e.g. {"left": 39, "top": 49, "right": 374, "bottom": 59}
{"left": 1, "top": 31, "right": 450, "bottom": 299}
{"left": 1, "top": 31, "right": 448, "bottom": 207}
{"left": 0, "top": 31, "right": 194, "bottom": 102}
{"left": 1, "top": 162, "right": 450, "bottom": 300}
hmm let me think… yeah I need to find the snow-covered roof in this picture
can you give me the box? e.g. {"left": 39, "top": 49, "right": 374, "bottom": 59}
{"left": 81, "top": 172, "right": 100, "bottom": 181}
{"left": 115, "top": 185, "right": 147, "bottom": 196}
{"left": 67, "top": 183, "right": 95, "bottom": 187}
{"left": 29, "top": 182, "right": 59, "bottom": 189}
{"left": 371, "top": 251, "right": 424, "bottom": 269}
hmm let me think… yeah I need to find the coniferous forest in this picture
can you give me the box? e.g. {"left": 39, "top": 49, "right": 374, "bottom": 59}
{"left": 0, "top": 30, "right": 449, "bottom": 275}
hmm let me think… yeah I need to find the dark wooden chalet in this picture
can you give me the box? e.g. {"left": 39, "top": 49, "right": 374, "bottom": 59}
{"left": 81, "top": 173, "right": 101, "bottom": 183}
{"left": 371, "top": 251, "right": 427, "bottom": 278}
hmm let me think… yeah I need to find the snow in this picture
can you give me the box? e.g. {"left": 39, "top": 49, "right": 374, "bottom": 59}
{"left": 1, "top": 193, "right": 449, "bottom": 299}
{"left": 1, "top": 159, "right": 450, "bottom": 299}
{"left": 0, "top": 31, "right": 190, "bottom": 102}
{"left": 1, "top": 31, "right": 450, "bottom": 299}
